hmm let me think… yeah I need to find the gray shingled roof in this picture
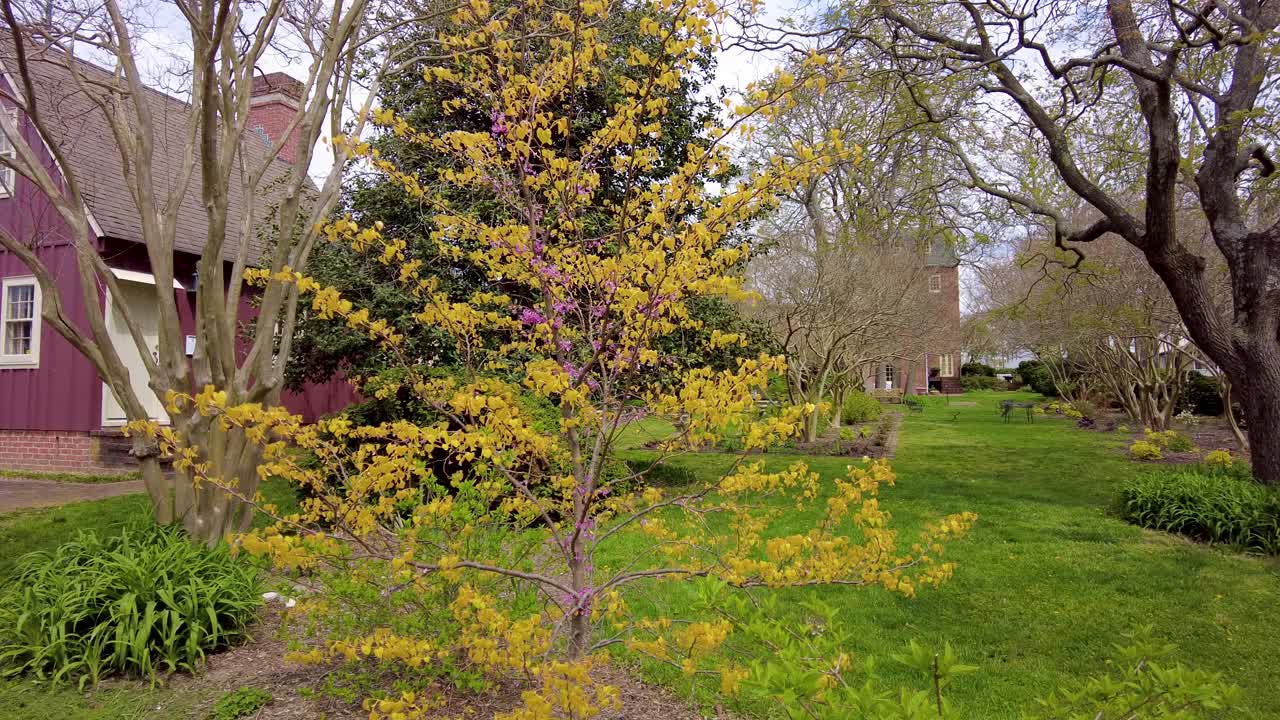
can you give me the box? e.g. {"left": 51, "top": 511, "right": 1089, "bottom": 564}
{"left": 0, "top": 36, "right": 295, "bottom": 262}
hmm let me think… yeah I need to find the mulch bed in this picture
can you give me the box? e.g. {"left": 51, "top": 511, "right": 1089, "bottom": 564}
{"left": 789, "top": 411, "right": 901, "bottom": 459}
{"left": 149, "top": 610, "right": 713, "bottom": 720}
{"left": 1066, "top": 410, "right": 1245, "bottom": 466}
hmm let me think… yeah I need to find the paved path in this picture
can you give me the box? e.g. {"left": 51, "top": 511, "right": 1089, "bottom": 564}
{"left": 0, "top": 477, "right": 145, "bottom": 513}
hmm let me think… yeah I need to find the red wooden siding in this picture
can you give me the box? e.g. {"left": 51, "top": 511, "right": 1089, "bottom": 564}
{"left": 0, "top": 82, "right": 106, "bottom": 432}
{"left": 0, "top": 244, "right": 105, "bottom": 431}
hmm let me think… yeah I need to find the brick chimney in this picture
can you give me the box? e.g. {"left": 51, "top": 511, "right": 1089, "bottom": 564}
{"left": 248, "top": 72, "right": 304, "bottom": 164}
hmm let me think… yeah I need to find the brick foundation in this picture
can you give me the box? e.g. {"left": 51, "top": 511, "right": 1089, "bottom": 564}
{"left": 0, "top": 429, "right": 137, "bottom": 474}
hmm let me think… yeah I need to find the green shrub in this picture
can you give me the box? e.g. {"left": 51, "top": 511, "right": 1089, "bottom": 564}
{"left": 960, "top": 361, "right": 996, "bottom": 377}
{"left": 1028, "top": 627, "right": 1241, "bottom": 718}
{"left": 1116, "top": 467, "right": 1280, "bottom": 553}
{"left": 960, "top": 374, "right": 1004, "bottom": 391}
{"left": 211, "top": 687, "right": 273, "bottom": 720}
{"left": 1070, "top": 398, "right": 1102, "bottom": 420}
{"left": 0, "top": 523, "right": 261, "bottom": 686}
{"left": 1016, "top": 360, "right": 1058, "bottom": 397}
{"left": 840, "top": 392, "right": 883, "bottom": 424}
{"left": 1178, "top": 373, "right": 1224, "bottom": 417}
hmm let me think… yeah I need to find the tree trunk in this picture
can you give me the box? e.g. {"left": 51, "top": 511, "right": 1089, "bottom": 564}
{"left": 132, "top": 434, "right": 174, "bottom": 524}
{"left": 1237, "top": 362, "right": 1279, "bottom": 485}
{"left": 175, "top": 418, "right": 266, "bottom": 545}
{"left": 567, "top": 546, "right": 592, "bottom": 659}
{"left": 803, "top": 404, "right": 821, "bottom": 443}
{"left": 1221, "top": 381, "right": 1249, "bottom": 453}
{"left": 800, "top": 377, "right": 828, "bottom": 443}
{"left": 830, "top": 384, "right": 848, "bottom": 430}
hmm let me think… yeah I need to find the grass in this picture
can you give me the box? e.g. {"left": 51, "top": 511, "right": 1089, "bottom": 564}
{"left": 0, "top": 468, "right": 141, "bottom": 484}
{"left": 602, "top": 391, "right": 1280, "bottom": 718}
{"left": 0, "top": 494, "right": 149, "bottom": 579}
{"left": 0, "top": 477, "right": 299, "bottom": 579}
{"left": 0, "top": 681, "right": 215, "bottom": 720}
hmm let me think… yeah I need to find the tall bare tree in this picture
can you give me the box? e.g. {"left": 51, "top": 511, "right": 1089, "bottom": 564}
{"left": 820, "top": 0, "right": 1280, "bottom": 482}
{"left": 748, "top": 217, "right": 936, "bottom": 441}
{"left": 743, "top": 64, "right": 959, "bottom": 441}
{"left": 0, "top": 0, "right": 437, "bottom": 541}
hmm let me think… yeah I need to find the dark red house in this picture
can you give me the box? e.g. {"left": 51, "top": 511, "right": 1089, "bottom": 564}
{"left": 0, "top": 45, "right": 354, "bottom": 474}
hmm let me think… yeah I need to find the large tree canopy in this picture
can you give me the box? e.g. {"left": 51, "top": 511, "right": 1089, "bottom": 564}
{"left": 797, "top": 0, "right": 1280, "bottom": 482}
{"left": 288, "top": 2, "right": 770, "bottom": 395}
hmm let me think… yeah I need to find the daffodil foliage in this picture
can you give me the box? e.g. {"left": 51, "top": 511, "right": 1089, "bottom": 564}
{"left": 131, "top": 0, "right": 975, "bottom": 717}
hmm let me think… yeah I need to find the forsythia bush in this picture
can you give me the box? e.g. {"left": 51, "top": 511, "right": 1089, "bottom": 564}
{"left": 128, "top": 0, "right": 977, "bottom": 717}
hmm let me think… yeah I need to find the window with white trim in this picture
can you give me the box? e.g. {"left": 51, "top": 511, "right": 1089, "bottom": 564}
{"left": 939, "top": 353, "right": 955, "bottom": 377}
{"left": 883, "top": 364, "right": 895, "bottom": 387}
{"left": 1, "top": 276, "right": 40, "bottom": 366}
{"left": 0, "top": 108, "right": 16, "bottom": 198}
{"left": 928, "top": 274, "right": 942, "bottom": 293}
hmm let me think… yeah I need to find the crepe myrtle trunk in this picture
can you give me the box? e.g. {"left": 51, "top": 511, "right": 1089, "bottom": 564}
{"left": 171, "top": 412, "right": 265, "bottom": 545}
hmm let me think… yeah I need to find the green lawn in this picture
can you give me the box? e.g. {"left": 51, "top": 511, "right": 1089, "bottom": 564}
{"left": 606, "top": 391, "right": 1280, "bottom": 718}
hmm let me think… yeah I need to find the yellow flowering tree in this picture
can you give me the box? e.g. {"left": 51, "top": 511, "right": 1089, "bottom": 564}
{"left": 134, "top": 0, "right": 975, "bottom": 715}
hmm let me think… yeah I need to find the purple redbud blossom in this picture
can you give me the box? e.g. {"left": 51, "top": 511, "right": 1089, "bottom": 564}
{"left": 490, "top": 110, "right": 508, "bottom": 136}
{"left": 519, "top": 307, "right": 545, "bottom": 325}
{"left": 557, "top": 340, "right": 573, "bottom": 353}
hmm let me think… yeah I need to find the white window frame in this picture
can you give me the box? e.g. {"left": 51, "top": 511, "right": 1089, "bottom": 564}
{"left": 0, "top": 107, "right": 16, "bottom": 199}
{"left": 884, "top": 364, "right": 895, "bottom": 387}
{"left": 928, "top": 274, "right": 942, "bottom": 293}
{"left": 1, "top": 276, "right": 41, "bottom": 367}
{"left": 939, "top": 353, "right": 955, "bottom": 377}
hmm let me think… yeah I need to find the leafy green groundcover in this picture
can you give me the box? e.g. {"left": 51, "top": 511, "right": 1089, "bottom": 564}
{"left": 0, "top": 523, "right": 261, "bottom": 687}
{"left": 1117, "top": 466, "right": 1280, "bottom": 554}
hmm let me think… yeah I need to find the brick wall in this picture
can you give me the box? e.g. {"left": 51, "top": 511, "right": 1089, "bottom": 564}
{"left": 0, "top": 429, "right": 136, "bottom": 474}
{"left": 248, "top": 100, "right": 301, "bottom": 163}
{"left": 869, "top": 263, "right": 963, "bottom": 394}
{"left": 248, "top": 72, "right": 304, "bottom": 164}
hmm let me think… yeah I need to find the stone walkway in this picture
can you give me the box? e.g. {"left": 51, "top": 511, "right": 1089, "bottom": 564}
{"left": 0, "top": 477, "right": 145, "bottom": 513}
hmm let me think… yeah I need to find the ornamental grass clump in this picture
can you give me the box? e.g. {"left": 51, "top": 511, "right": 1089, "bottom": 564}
{"left": 0, "top": 523, "right": 260, "bottom": 686}
{"left": 124, "top": 0, "right": 978, "bottom": 716}
{"left": 1116, "top": 467, "right": 1280, "bottom": 553}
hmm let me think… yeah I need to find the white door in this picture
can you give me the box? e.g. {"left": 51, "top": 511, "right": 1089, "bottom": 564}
{"left": 102, "top": 281, "right": 168, "bottom": 425}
